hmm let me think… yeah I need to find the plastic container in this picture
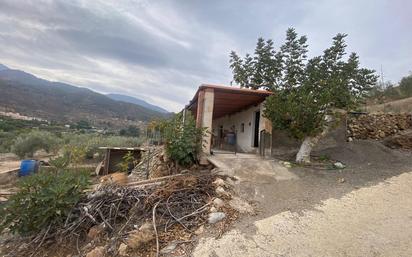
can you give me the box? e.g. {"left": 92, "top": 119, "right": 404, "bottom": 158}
{"left": 19, "top": 160, "right": 39, "bottom": 177}
{"left": 227, "top": 133, "right": 236, "bottom": 145}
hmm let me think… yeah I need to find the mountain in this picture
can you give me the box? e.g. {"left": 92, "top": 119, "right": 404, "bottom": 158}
{"left": 0, "top": 65, "right": 167, "bottom": 127}
{"left": 107, "top": 93, "right": 169, "bottom": 114}
{"left": 0, "top": 64, "right": 9, "bottom": 71}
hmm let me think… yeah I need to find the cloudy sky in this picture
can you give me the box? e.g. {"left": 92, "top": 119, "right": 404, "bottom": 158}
{"left": 0, "top": 0, "right": 411, "bottom": 112}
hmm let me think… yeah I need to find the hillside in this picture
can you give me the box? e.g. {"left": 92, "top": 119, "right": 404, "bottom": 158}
{"left": 0, "top": 67, "right": 167, "bottom": 127}
{"left": 366, "top": 96, "right": 412, "bottom": 113}
{"left": 107, "top": 93, "right": 169, "bottom": 114}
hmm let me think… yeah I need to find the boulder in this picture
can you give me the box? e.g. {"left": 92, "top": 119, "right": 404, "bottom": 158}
{"left": 86, "top": 247, "right": 105, "bottom": 257}
{"left": 208, "top": 212, "right": 226, "bottom": 224}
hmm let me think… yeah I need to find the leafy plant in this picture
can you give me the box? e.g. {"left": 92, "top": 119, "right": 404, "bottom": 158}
{"left": 163, "top": 113, "right": 205, "bottom": 166}
{"left": 48, "top": 152, "right": 71, "bottom": 170}
{"left": 117, "top": 151, "right": 137, "bottom": 173}
{"left": 11, "top": 130, "right": 61, "bottom": 159}
{"left": 0, "top": 170, "right": 90, "bottom": 235}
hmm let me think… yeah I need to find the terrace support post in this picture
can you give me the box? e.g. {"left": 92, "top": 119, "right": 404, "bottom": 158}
{"left": 197, "top": 88, "right": 214, "bottom": 164}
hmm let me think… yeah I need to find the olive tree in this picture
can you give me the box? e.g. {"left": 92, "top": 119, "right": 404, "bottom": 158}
{"left": 230, "top": 28, "right": 377, "bottom": 163}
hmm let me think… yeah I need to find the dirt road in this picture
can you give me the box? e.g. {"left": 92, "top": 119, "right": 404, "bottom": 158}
{"left": 194, "top": 165, "right": 412, "bottom": 257}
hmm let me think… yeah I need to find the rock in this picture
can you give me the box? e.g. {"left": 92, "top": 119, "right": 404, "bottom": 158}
{"left": 348, "top": 137, "right": 353, "bottom": 142}
{"left": 195, "top": 225, "right": 204, "bottom": 235}
{"left": 281, "top": 161, "right": 292, "bottom": 168}
{"left": 213, "top": 178, "right": 226, "bottom": 187}
{"left": 210, "top": 206, "right": 217, "bottom": 213}
{"left": 215, "top": 186, "right": 230, "bottom": 197}
{"left": 126, "top": 229, "right": 154, "bottom": 249}
{"left": 160, "top": 241, "right": 178, "bottom": 254}
{"left": 339, "top": 178, "right": 346, "bottom": 183}
{"left": 333, "top": 162, "right": 346, "bottom": 169}
{"left": 229, "top": 197, "right": 254, "bottom": 214}
{"left": 118, "top": 243, "right": 128, "bottom": 256}
{"left": 208, "top": 212, "right": 226, "bottom": 224}
{"left": 212, "top": 198, "right": 224, "bottom": 208}
{"left": 87, "top": 224, "right": 105, "bottom": 239}
{"left": 86, "top": 246, "right": 105, "bottom": 257}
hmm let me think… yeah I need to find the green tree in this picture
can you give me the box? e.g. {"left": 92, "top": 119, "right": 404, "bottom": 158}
{"left": 230, "top": 28, "right": 377, "bottom": 163}
{"left": 119, "top": 125, "right": 140, "bottom": 137}
{"left": 399, "top": 74, "right": 412, "bottom": 97}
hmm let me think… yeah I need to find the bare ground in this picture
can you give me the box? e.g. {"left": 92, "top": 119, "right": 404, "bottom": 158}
{"left": 195, "top": 140, "right": 412, "bottom": 257}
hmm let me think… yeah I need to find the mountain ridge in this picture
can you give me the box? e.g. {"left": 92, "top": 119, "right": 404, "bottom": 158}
{"left": 107, "top": 93, "right": 168, "bottom": 114}
{"left": 0, "top": 65, "right": 167, "bottom": 127}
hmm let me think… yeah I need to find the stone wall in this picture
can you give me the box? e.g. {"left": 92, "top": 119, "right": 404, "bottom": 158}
{"left": 348, "top": 113, "right": 412, "bottom": 140}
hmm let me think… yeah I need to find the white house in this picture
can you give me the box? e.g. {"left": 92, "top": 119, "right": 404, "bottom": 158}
{"left": 186, "top": 84, "right": 272, "bottom": 155}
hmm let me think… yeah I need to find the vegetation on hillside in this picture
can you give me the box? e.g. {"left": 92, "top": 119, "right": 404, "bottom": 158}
{"left": 230, "top": 28, "right": 377, "bottom": 163}
{"left": 369, "top": 73, "right": 412, "bottom": 103}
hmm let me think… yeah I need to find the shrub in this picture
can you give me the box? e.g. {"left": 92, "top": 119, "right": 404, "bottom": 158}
{"left": 11, "top": 130, "right": 61, "bottom": 159}
{"left": 0, "top": 169, "right": 90, "bottom": 235}
{"left": 163, "top": 113, "right": 205, "bottom": 166}
{"left": 64, "top": 134, "right": 143, "bottom": 160}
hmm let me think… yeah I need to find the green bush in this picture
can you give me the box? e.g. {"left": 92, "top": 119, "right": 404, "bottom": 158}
{"left": 0, "top": 170, "right": 90, "bottom": 235}
{"left": 11, "top": 130, "right": 61, "bottom": 159}
{"left": 64, "top": 134, "right": 143, "bottom": 160}
{"left": 0, "top": 131, "right": 17, "bottom": 153}
{"left": 163, "top": 113, "right": 205, "bottom": 166}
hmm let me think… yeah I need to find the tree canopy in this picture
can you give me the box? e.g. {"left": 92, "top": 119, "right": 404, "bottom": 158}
{"left": 229, "top": 28, "right": 378, "bottom": 162}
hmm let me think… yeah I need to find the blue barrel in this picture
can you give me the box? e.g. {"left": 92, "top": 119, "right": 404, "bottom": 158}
{"left": 19, "top": 160, "right": 39, "bottom": 177}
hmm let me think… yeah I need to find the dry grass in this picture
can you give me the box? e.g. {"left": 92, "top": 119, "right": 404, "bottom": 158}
{"left": 366, "top": 97, "right": 412, "bottom": 113}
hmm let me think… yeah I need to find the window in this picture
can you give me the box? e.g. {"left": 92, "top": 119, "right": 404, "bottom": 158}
{"left": 241, "top": 123, "right": 245, "bottom": 133}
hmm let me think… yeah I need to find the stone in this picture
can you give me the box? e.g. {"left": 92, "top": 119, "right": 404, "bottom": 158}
{"left": 213, "top": 178, "right": 226, "bottom": 187}
{"left": 86, "top": 246, "right": 105, "bottom": 257}
{"left": 160, "top": 241, "right": 178, "bottom": 254}
{"left": 118, "top": 243, "right": 128, "bottom": 256}
{"left": 215, "top": 186, "right": 230, "bottom": 196}
{"left": 339, "top": 178, "right": 346, "bottom": 183}
{"left": 283, "top": 161, "right": 292, "bottom": 168}
{"left": 213, "top": 198, "right": 224, "bottom": 208}
{"left": 87, "top": 224, "right": 105, "bottom": 239}
{"left": 210, "top": 206, "right": 217, "bottom": 213}
{"left": 333, "top": 162, "right": 346, "bottom": 169}
{"left": 208, "top": 212, "right": 226, "bottom": 224}
{"left": 126, "top": 229, "right": 154, "bottom": 249}
{"left": 195, "top": 225, "right": 204, "bottom": 235}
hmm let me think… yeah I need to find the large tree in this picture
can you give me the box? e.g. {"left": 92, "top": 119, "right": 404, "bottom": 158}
{"left": 229, "top": 28, "right": 377, "bottom": 163}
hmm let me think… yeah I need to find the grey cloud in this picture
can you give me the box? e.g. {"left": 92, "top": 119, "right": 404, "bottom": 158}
{"left": 0, "top": 0, "right": 410, "bottom": 112}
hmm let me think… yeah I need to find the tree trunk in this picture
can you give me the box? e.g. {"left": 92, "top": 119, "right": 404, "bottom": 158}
{"left": 295, "top": 114, "right": 335, "bottom": 164}
{"left": 296, "top": 135, "right": 321, "bottom": 163}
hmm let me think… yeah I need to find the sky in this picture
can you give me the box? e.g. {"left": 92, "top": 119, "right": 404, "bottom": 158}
{"left": 0, "top": 0, "right": 411, "bottom": 112}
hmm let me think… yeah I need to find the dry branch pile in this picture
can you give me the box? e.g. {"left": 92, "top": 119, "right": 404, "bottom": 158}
{"left": 4, "top": 173, "right": 225, "bottom": 257}
{"left": 348, "top": 113, "right": 412, "bottom": 140}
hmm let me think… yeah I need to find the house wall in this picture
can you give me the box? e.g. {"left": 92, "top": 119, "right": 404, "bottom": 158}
{"left": 212, "top": 103, "right": 268, "bottom": 153}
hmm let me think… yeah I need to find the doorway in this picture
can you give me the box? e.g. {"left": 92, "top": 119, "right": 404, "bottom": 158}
{"left": 253, "top": 111, "right": 260, "bottom": 147}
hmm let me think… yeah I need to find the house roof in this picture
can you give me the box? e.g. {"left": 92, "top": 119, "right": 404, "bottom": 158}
{"left": 188, "top": 84, "right": 272, "bottom": 119}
